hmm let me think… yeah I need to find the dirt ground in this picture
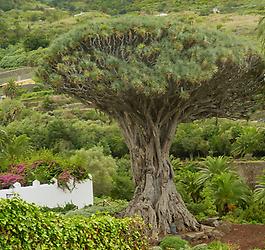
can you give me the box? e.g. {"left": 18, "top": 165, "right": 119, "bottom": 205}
{"left": 220, "top": 224, "right": 265, "bottom": 250}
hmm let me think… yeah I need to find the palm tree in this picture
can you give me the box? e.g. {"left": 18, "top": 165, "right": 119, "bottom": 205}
{"left": 254, "top": 173, "right": 265, "bottom": 204}
{"left": 2, "top": 79, "right": 19, "bottom": 99}
{"left": 196, "top": 156, "right": 231, "bottom": 186}
{"left": 212, "top": 172, "right": 250, "bottom": 215}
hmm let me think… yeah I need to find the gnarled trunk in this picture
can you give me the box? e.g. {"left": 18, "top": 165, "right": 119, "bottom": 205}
{"left": 117, "top": 112, "right": 200, "bottom": 237}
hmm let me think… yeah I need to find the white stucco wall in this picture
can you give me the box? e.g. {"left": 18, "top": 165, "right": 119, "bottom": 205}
{"left": 0, "top": 178, "right": 93, "bottom": 208}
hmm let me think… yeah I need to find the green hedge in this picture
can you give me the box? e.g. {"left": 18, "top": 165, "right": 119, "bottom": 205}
{"left": 0, "top": 198, "right": 148, "bottom": 249}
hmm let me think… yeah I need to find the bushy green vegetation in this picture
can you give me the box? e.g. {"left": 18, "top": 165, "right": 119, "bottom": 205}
{"left": 2, "top": 92, "right": 265, "bottom": 203}
{"left": 2, "top": 91, "right": 265, "bottom": 227}
{"left": 0, "top": 7, "right": 107, "bottom": 69}
{"left": 174, "top": 157, "right": 265, "bottom": 223}
{"left": 159, "top": 236, "right": 235, "bottom": 250}
{"left": 65, "top": 197, "right": 128, "bottom": 217}
{"left": 0, "top": 93, "right": 134, "bottom": 199}
{"left": 160, "top": 236, "right": 190, "bottom": 250}
{"left": 172, "top": 119, "right": 265, "bottom": 159}
{"left": 31, "top": 0, "right": 265, "bottom": 15}
{"left": 0, "top": 0, "right": 262, "bottom": 69}
{"left": 0, "top": 198, "right": 148, "bottom": 249}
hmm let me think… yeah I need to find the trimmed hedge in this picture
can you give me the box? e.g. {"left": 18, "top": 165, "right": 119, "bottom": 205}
{"left": 0, "top": 198, "right": 148, "bottom": 249}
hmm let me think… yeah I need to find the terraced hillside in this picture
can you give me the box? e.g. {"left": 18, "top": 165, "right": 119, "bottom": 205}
{"left": 1, "top": 0, "right": 264, "bottom": 70}
{"left": 34, "top": 0, "right": 265, "bottom": 15}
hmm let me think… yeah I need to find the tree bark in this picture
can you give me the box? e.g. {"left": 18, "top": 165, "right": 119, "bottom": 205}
{"left": 116, "top": 112, "right": 200, "bottom": 237}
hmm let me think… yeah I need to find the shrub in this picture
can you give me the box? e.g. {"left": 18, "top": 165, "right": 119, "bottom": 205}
{"left": 159, "top": 236, "right": 190, "bottom": 250}
{"left": 69, "top": 147, "right": 117, "bottom": 196}
{"left": 41, "top": 203, "right": 78, "bottom": 214}
{"left": 171, "top": 122, "right": 209, "bottom": 159}
{"left": 23, "top": 33, "right": 49, "bottom": 51}
{"left": 173, "top": 157, "right": 252, "bottom": 219}
{"left": 225, "top": 204, "right": 265, "bottom": 224}
{"left": 211, "top": 172, "right": 250, "bottom": 215}
{"left": 25, "top": 160, "right": 63, "bottom": 185}
{"left": 232, "top": 126, "right": 261, "bottom": 157}
{"left": 192, "top": 241, "right": 236, "bottom": 250}
{"left": 46, "top": 118, "right": 79, "bottom": 152}
{"left": 111, "top": 157, "right": 134, "bottom": 200}
{"left": 66, "top": 197, "right": 128, "bottom": 217}
{"left": 0, "top": 134, "right": 33, "bottom": 165}
{"left": 196, "top": 156, "right": 231, "bottom": 186}
{"left": 206, "top": 241, "right": 233, "bottom": 250}
{"left": 0, "top": 198, "right": 148, "bottom": 249}
{"left": 187, "top": 187, "right": 217, "bottom": 221}
{"left": 42, "top": 96, "right": 55, "bottom": 111}
{"left": 0, "top": 99, "right": 24, "bottom": 126}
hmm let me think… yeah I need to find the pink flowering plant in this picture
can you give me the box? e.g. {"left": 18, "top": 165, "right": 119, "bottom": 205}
{"left": 9, "top": 164, "right": 26, "bottom": 175}
{"left": 57, "top": 170, "right": 73, "bottom": 190}
{"left": 0, "top": 159, "right": 89, "bottom": 190}
{"left": 0, "top": 174, "right": 25, "bottom": 189}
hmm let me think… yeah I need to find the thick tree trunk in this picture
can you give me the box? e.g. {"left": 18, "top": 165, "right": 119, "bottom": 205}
{"left": 117, "top": 113, "right": 200, "bottom": 237}
{"left": 124, "top": 145, "right": 200, "bottom": 237}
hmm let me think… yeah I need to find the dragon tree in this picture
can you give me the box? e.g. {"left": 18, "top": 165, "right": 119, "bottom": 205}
{"left": 39, "top": 16, "right": 264, "bottom": 236}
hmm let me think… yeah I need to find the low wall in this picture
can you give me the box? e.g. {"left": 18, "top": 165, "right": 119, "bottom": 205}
{"left": 233, "top": 160, "right": 265, "bottom": 188}
{"left": 0, "top": 67, "right": 35, "bottom": 84}
{"left": 0, "top": 178, "right": 93, "bottom": 208}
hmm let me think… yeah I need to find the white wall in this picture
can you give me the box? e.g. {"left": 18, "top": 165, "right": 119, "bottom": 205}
{"left": 0, "top": 178, "right": 93, "bottom": 208}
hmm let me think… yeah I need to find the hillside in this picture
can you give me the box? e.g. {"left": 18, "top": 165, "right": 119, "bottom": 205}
{"left": 0, "top": 0, "right": 263, "bottom": 70}
{"left": 12, "top": 0, "right": 265, "bottom": 15}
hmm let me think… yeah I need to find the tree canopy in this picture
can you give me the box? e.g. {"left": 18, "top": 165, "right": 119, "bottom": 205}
{"left": 39, "top": 16, "right": 264, "bottom": 121}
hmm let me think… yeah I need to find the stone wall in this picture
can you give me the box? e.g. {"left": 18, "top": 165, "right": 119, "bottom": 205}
{"left": 233, "top": 161, "right": 265, "bottom": 188}
{"left": 0, "top": 67, "right": 34, "bottom": 84}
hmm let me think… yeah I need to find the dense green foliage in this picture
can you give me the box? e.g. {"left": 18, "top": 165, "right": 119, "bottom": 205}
{"left": 0, "top": 0, "right": 261, "bottom": 70}
{"left": 159, "top": 236, "right": 234, "bottom": 250}
{"left": 5, "top": 0, "right": 264, "bottom": 15}
{"left": 173, "top": 157, "right": 265, "bottom": 223}
{"left": 3, "top": 92, "right": 265, "bottom": 160}
{"left": 160, "top": 236, "right": 190, "bottom": 250}
{"left": 0, "top": 8, "right": 106, "bottom": 68}
{"left": 65, "top": 197, "right": 128, "bottom": 217}
{"left": 2, "top": 92, "right": 265, "bottom": 203}
{"left": 0, "top": 198, "right": 148, "bottom": 249}
{"left": 171, "top": 119, "right": 265, "bottom": 159}
{"left": 0, "top": 92, "right": 134, "bottom": 198}
{"left": 40, "top": 15, "right": 251, "bottom": 99}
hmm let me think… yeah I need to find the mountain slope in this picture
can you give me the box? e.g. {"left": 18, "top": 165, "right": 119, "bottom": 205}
{"left": 36, "top": 0, "right": 265, "bottom": 15}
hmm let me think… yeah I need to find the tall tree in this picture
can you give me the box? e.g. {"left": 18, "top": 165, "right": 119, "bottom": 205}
{"left": 39, "top": 17, "right": 264, "bottom": 235}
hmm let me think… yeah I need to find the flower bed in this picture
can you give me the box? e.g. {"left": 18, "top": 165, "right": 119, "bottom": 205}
{"left": 0, "top": 160, "right": 89, "bottom": 190}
